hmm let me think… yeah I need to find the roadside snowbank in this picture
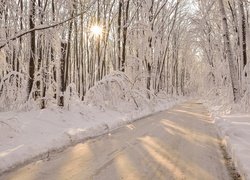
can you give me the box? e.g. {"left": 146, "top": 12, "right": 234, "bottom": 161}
{"left": 204, "top": 103, "right": 250, "bottom": 180}
{"left": 0, "top": 96, "right": 184, "bottom": 175}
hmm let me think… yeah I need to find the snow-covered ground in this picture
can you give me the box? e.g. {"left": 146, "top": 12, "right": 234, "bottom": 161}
{"left": 204, "top": 102, "right": 250, "bottom": 180}
{"left": 1, "top": 97, "right": 250, "bottom": 180}
{"left": 1, "top": 100, "right": 232, "bottom": 180}
{"left": 0, "top": 96, "right": 184, "bottom": 176}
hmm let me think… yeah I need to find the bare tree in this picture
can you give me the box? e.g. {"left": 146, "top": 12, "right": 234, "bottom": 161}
{"left": 28, "top": 0, "right": 36, "bottom": 99}
{"left": 218, "top": 0, "right": 241, "bottom": 102}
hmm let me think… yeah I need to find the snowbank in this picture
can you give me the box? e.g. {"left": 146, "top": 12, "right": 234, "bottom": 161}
{"left": 0, "top": 96, "right": 185, "bottom": 175}
{"left": 204, "top": 103, "right": 250, "bottom": 180}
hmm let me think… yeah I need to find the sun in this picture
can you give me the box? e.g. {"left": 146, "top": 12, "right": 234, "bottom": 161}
{"left": 91, "top": 25, "right": 102, "bottom": 36}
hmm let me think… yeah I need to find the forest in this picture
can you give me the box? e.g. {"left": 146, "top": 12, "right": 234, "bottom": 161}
{"left": 0, "top": 0, "right": 250, "bottom": 112}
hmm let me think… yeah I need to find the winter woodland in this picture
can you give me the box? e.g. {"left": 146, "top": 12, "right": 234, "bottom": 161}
{"left": 0, "top": 0, "right": 249, "bottom": 112}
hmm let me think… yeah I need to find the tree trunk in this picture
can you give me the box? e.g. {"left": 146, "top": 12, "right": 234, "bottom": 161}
{"left": 117, "top": 0, "right": 122, "bottom": 71}
{"left": 239, "top": 0, "right": 247, "bottom": 70}
{"left": 218, "top": 0, "right": 240, "bottom": 102}
{"left": 28, "top": 0, "right": 36, "bottom": 100}
{"left": 59, "top": 42, "right": 67, "bottom": 106}
{"left": 121, "top": 1, "right": 129, "bottom": 72}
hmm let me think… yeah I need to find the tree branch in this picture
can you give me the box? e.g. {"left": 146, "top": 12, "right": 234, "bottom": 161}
{"left": 0, "top": 2, "right": 95, "bottom": 49}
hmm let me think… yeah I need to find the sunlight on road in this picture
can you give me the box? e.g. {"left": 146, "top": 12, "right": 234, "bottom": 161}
{"left": 139, "top": 136, "right": 185, "bottom": 179}
{"left": 161, "top": 119, "right": 217, "bottom": 144}
{"left": 57, "top": 143, "right": 94, "bottom": 179}
{"left": 7, "top": 161, "right": 42, "bottom": 180}
{"left": 172, "top": 109, "right": 211, "bottom": 121}
{"left": 115, "top": 153, "right": 140, "bottom": 179}
{"left": 126, "top": 124, "right": 135, "bottom": 131}
{"left": 139, "top": 135, "right": 214, "bottom": 179}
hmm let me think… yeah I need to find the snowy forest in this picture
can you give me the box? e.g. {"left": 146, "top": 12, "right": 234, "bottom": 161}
{"left": 0, "top": 0, "right": 250, "bottom": 112}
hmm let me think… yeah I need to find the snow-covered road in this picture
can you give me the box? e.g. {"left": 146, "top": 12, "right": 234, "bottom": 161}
{"left": 2, "top": 101, "right": 234, "bottom": 180}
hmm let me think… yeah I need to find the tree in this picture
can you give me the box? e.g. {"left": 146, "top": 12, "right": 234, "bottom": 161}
{"left": 218, "top": 0, "right": 241, "bottom": 102}
{"left": 28, "top": 0, "right": 36, "bottom": 100}
{"left": 0, "top": 0, "right": 195, "bottom": 111}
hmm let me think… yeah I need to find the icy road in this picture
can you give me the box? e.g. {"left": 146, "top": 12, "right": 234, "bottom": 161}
{"left": 3, "top": 101, "right": 235, "bottom": 180}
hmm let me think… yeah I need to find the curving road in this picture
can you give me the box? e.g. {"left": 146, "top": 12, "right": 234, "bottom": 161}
{"left": 2, "top": 101, "right": 233, "bottom": 180}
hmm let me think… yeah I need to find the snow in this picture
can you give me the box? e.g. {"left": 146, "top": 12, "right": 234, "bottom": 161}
{"left": 0, "top": 95, "right": 184, "bottom": 175}
{"left": 203, "top": 102, "right": 250, "bottom": 180}
{"left": 1, "top": 100, "right": 231, "bottom": 179}
{"left": 1, "top": 94, "right": 250, "bottom": 180}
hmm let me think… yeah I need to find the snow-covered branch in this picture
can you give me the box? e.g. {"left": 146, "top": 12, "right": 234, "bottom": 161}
{"left": 0, "top": 2, "right": 95, "bottom": 49}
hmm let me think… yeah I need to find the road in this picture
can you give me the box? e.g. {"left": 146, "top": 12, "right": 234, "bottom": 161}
{"left": 2, "top": 101, "right": 233, "bottom": 180}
